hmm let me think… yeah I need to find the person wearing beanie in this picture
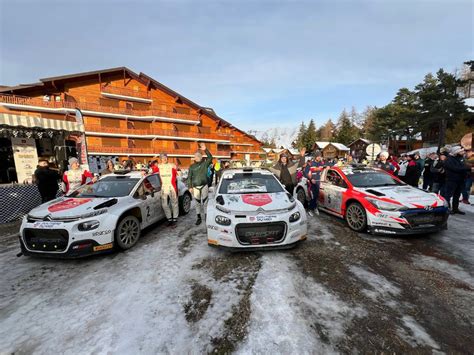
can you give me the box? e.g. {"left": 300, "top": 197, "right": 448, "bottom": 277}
{"left": 442, "top": 146, "right": 470, "bottom": 214}
{"left": 374, "top": 151, "right": 395, "bottom": 175}
{"left": 188, "top": 142, "right": 213, "bottom": 225}
{"left": 270, "top": 148, "right": 306, "bottom": 194}
{"left": 304, "top": 149, "right": 327, "bottom": 216}
{"left": 62, "top": 157, "right": 96, "bottom": 193}
{"left": 157, "top": 153, "right": 179, "bottom": 227}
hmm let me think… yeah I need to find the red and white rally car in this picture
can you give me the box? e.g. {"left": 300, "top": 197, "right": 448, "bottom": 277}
{"left": 317, "top": 165, "right": 449, "bottom": 235}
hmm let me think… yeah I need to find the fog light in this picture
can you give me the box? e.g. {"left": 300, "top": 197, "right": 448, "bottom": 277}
{"left": 289, "top": 211, "right": 301, "bottom": 223}
{"left": 78, "top": 220, "right": 100, "bottom": 231}
{"left": 215, "top": 215, "right": 231, "bottom": 226}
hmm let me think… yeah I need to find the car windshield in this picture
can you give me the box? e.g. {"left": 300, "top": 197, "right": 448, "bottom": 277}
{"left": 345, "top": 170, "right": 402, "bottom": 188}
{"left": 68, "top": 176, "right": 140, "bottom": 197}
{"left": 219, "top": 173, "right": 284, "bottom": 194}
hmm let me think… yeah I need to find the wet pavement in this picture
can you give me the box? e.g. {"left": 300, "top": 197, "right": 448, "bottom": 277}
{"left": 0, "top": 204, "right": 473, "bottom": 354}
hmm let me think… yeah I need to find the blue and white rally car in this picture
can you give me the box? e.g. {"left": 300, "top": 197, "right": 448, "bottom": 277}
{"left": 206, "top": 168, "right": 307, "bottom": 250}
{"left": 19, "top": 171, "right": 192, "bottom": 258}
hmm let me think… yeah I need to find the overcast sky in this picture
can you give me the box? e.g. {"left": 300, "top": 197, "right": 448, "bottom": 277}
{"left": 0, "top": 0, "right": 472, "bottom": 130}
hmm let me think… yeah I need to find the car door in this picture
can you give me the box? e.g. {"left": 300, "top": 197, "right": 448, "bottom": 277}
{"left": 134, "top": 176, "right": 161, "bottom": 227}
{"left": 146, "top": 174, "right": 165, "bottom": 221}
{"left": 320, "top": 169, "right": 347, "bottom": 215}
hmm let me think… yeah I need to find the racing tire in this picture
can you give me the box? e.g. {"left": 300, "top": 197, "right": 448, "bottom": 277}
{"left": 296, "top": 188, "right": 307, "bottom": 207}
{"left": 179, "top": 191, "right": 192, "bottom": 215}
{"left": 345, "top": 202, "right": 367, "bottom": 232}
{"left": 115, "top": 215, "right": 141, "bottom": 250}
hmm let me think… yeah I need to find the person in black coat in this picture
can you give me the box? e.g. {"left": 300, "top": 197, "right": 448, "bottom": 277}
{"left": 422, "top": 152, "right": 436, "bottom": 191}
{"left": 34, "top": 159, "right": 60, "bottom": 203}
{"left": 430, "top": 152, "right": 446, "bottom": 195}
{"left": 404, "top": 154, "right": 420, "bottom": 187}
{"left": 442, "top": 146, "right": 470, "bottom": 214}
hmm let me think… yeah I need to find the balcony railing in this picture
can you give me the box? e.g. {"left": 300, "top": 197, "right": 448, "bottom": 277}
{"left": 85, "top": 124, "right": 230, "bottom": 141}
{"left": 0, "top": 93, "right": 200, "bottom": 122}
{"left": 87, "top": 145, "right": 231, "bottom": 157}
{"left": 100, "top": 84, "right": 151, "bottom": 100}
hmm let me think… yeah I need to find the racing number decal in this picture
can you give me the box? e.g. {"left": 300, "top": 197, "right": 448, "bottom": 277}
{"left": 146, "top": 206, "right": 151, "bottom": 219}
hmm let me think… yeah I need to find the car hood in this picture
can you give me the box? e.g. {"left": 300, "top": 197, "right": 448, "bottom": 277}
{"left": 219, "top": 192, "right": 294, "bottom": 212}
{"left": 28, "top": 197, "right": 120, "bottom": 219}
{"left": 356, "top": 185, "right": 444, "bottom": 208}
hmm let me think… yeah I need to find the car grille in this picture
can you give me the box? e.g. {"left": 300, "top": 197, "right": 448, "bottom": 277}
{"left": 235, "top": 222, "right": 286, "bottom": 245}
{"left": 23, "top": 229, "right": 69, "bottom": 252}
{"left": 402, "top": 209, "right": 448, "bottom": 229}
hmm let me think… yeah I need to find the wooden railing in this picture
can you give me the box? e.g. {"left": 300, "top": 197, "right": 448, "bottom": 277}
{"left": 85, "top": 124, "right": 229, "bottom": 141}
{"left": 86, "top": 145, "right": 231, "bottom": 156}
{"left": 100, "top": 84, "right": 151, "bottom": 100}
{"left": 0, "top": 93, "right": 200, "bottom": 122}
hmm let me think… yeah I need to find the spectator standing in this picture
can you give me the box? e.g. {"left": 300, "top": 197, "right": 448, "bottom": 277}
{"left": 188, "top": 143, "right": 213, "bottom": 225}
{"left": 304, "top": 150, "right": 327, "bottom": 216}
{"left": 430, "top": 152, "right": 446, "bottom": 194}
{"left": 34, "top": 159, "right": 60, "bottom": 202}
{"left": 374, "top": 151, "right": 395, "bottom": 175}
{"left": 157, "top": 153, "right": 179, "bottom": 227}
{"left": 270, "top": 148, "right": 306, "bottom": 194}
{"left": 442, "top": 146, "right": 470, "bottom": 214}
{"left": 461, "top": 149, "right": 473, "bottom": 205}
{"left": 398, "top": 155, "right": 408, "bottom": 182}
{"left": 422, "top": 152, "right": 436, "bottom": 191}
{"left": 101, "top": 159, "right": 115, "bottom": 176}
{"left": 63, "top": 157, "right": 96, "bottom": 193}
{"left": 404, "top": 154, "right": 419, "bottom": 187}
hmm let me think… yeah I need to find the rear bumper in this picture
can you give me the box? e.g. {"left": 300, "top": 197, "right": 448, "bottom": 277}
{"left": 19, "top": 237, "right": 114, "bottom": 259}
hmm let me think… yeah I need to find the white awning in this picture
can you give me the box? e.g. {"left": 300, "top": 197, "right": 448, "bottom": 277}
{"left": 0, "top": 113, "right": 84, "bottom": 132}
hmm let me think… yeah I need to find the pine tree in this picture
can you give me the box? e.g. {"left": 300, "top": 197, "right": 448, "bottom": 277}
{"left": 335, "top": 109, "right": 357, "bottom": 145}
{"left": 293, "top": 121, "right": 307, "bottom": 148}
{"left": 320, "top": 119, "right": 335, "bottom": 141}
{"left": 303, "top": 119, "right": 317, "bottom": 150}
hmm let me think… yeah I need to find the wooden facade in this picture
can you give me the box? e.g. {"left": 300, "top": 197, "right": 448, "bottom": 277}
{"left": 0, "top": 67, "right": 263, "bottom": 168}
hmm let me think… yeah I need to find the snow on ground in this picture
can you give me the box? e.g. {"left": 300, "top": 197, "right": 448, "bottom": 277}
{"left": 396, "top": 315, "right": 441, "bottom": 351}
{"left": 349, "top": 266, "right": 401, "bottom": 307}
{"left": 238, "top": 253, "right": 366, "bottom": 354}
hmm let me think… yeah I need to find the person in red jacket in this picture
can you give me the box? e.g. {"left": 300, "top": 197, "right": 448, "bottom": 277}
{"left": 63, "top": 157, "right": 96, "bottom": 193}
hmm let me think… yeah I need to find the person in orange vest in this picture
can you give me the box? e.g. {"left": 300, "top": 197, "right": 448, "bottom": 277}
{"left": 157, "top": 153, "right": 179, "bottom": 227}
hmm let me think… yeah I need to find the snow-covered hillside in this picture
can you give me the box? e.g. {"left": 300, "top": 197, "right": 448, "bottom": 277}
{"left": 248, "top": 127, "right": 299, "bottom": 148}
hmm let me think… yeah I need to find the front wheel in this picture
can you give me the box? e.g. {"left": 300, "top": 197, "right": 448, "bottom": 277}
{"left": 180, "top": 191, "right": 192, "bottom": 215}
{"left": 345, "top": 202, "right": 367, "bottom": 232}
{"left": 115, "top": 215, "right": 141, "bottom": 250}
{"left": 296, "top": 188, "right": 307, "bottom": 207}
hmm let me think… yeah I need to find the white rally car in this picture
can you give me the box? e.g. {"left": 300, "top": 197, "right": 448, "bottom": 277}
{"left": 19, "top": 171, "right": 192, "bottom": 258}
{"left": 318, "top": 165, "right": 449, "bottom": 235}
{"left": 206, "top": 168, "right": 307, "bottom": 250}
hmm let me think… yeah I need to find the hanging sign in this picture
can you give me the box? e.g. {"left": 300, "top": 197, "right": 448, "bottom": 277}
{"left": 11, "top": 137, "right": 38, "bottom": 184}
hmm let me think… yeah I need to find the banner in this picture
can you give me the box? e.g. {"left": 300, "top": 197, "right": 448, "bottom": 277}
{"left": 11, "top": 137, "right": 38, "bottom": 184}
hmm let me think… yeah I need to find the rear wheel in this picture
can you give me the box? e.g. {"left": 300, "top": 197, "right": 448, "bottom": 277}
{"left": 345, "top": 202, "right": 367, "bottom": 232}
{"left": 180, "top": 191, "right": 192, "bottom": 215}
{"left": 115, "top": 215, "right": 141, "bottom": 250}
{"left": 296, "top": 188, "right": 307, "bottom": 207}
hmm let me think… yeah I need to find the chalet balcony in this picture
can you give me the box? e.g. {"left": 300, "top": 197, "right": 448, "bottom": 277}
{"left": 100, "top": 84, "right": 151, "bottom": 101}
{"left": 0, "top": 93, "right": 200, "bottom": 124}
{"left": 86, "top": 145, "right": 232, "bottom": 157}
{"left": 85, "top": 124, "right": 230, "bottom": 142}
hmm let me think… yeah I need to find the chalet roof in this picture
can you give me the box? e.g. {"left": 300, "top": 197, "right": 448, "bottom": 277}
{"left": 348, "top": 138, "right": 371, "bottom": 146}
{"left": 328, "top": 143, "right": 350, "bottom": 151}
{"left": 314, "top": 141, "right": 330, "bottom": 149}
{"left": 0, "top": 66, "right": 262, "bottom": 145}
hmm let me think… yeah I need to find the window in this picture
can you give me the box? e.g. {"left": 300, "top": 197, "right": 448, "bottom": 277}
{"left": 326, "top": 170, "right": 347, "bottom": 188}
{"left": 174, "top": 106, "right": 190, "bottom": 115}
{"left": 219, "top": 173, "right": 284, "bottom": 194}
{"left": 146, "top": 174, "right": 161, "bottom": 191}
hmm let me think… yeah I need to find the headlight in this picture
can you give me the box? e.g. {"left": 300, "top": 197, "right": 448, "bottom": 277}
{"left": 80, "top": 209, "right": 108, "bottom": 219}
{"left": 365, "top": 197, "right": 407, "bottom": 211}
{"left": 78, "top": 220, "right": 100, "bottom": 231}
{"left": 215, "top": 215, "right": 231, "bottom": 226}
{"left": 289, "top": 211, "right": 301, "bottom": 222}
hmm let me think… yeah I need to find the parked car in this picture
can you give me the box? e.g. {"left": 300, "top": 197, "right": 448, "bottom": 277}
{"left": 206, "top": 167, "right": 307, "bottom": 250}
{"left": 318, "top": 165, "right": 449, "bottom": 235}
{"left": 19, "top": 171, "right": 192, "bottom": 258}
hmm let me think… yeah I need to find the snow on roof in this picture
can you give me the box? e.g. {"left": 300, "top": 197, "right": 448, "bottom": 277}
{"left": 329, "top": 143, "right": 350, "bottom": 151}
{"left": 465, "top": 97, "right": 474, "bottom": 112}
{"left": 262, "top": 148, "right": 272, "bottom": 153}
{"left": 287, "top": 148, "right": 299, "bottom": 155}
{"left": 314, "top": 142, "right": 330, "bottom": 149}
{"left": 273, "top": 148, "right": 284, "bottom": 153}
{"left": 348, "top": 138, "right": 371, "bottom": 146}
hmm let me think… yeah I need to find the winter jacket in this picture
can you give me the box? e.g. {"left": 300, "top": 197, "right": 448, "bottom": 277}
{"left": 430, "top": 159, "right": 446, "bottom": 184}
{"left": 444, "top": 155, "right": 470, "bottom": 183}
{"left": 188, "top": 150, "right": 213, "bottom": 188}
{"left": 404, "top": 161, "right": 419, "bottom": 187}
{"left": 375, "top": 161, "right": 395, "bottom": 175}
{"left": 423, "top": 158, "right": 434, "bottom": 178}
{"left": 34, "top": 167, "right": 60, "bottom": 197}
{"left": 305, "top": 160, "right": 328, "bottom": 183}
{"left": 398, "top": 160, "right": 408, "bottom": 177}
{"left": 270, "top": 156, "right": 305, "bottom": 186}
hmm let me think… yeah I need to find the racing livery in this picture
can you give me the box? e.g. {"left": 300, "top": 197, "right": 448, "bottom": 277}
{"left": 206, "top": 168, "right": 307, "bottom": 250}
{"left": 318, "top": 165, "right": 449, "bottom": 235}
{"left": 19, "top": 171, "right": 192, "bottom": 258}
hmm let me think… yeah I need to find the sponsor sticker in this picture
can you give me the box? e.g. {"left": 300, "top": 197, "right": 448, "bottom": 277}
{"left": 207, "top": 225, "right": 219, "bottom": 230}
{"left": 33, "top": 221, "right": 62, "bottom": 228}
{"left": 92, "top": 230, "right": 112, "bottom": 237}
{"left": 242, "top": 194, "right": 272, "bottom": 207}
{"left": 48, "top": 198, "right": 92, "bottom": 212}
{"left": 248, "top": 215, "right": 277, "bottom": 222}
{"left": 93, "top": 243, "right": 113, "bottom": 252}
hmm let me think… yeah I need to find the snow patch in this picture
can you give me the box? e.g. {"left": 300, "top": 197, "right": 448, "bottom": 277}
{"left": 397, "top": 315, "right": 440, "bottom": 350}
{"left": 238, "top": 254, "right": 366, "bottom": 354}
{"left": 413, "top": 255, "right": 474, "bottom": 288}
